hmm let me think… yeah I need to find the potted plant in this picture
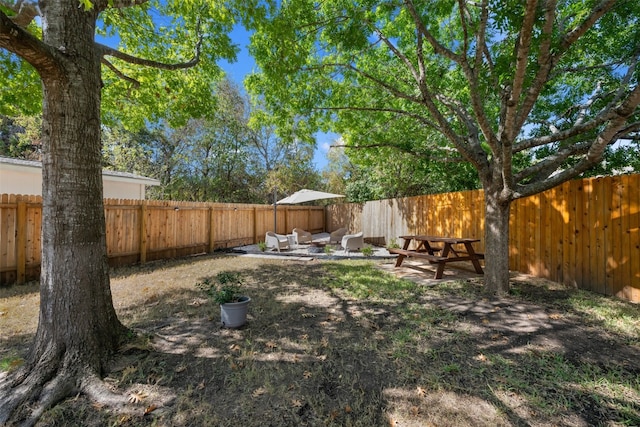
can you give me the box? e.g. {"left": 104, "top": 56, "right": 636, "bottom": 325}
{"left": 196, "top": 271, "right": 251, "bottom": 328}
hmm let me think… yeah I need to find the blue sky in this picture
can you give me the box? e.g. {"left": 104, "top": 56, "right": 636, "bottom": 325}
{"left": 217, "top": 25, "right": 336, "bottom": 171}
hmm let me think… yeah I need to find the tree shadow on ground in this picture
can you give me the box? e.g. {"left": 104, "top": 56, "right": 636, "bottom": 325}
{"left": 4, "top": 257, "right": 639, "bottom": 426}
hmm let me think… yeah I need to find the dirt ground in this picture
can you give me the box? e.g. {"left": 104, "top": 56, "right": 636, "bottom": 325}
{"left": 0, "top": 253, "right": 638, "bottom": 426}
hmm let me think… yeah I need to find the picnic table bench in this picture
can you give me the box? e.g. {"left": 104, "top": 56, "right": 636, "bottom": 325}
{"left": 389, "top": 235, "right": 484, "bottom": 279}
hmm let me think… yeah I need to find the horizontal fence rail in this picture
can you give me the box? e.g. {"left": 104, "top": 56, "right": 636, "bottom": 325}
{"left": 326, "top": 174, "right": 639, "bottom": 303}
{"left": 0, "top": 196, "right": 325, "bottom": 285}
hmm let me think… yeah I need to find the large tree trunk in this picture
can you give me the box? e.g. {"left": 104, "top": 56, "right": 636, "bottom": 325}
{"left": 0, "top": 3, "right": 127, "bottom": 425}
{"left": 482, "top": 188, "right": 512, "bottom": 296}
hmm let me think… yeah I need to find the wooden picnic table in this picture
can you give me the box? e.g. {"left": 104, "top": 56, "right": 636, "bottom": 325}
{"left": 388, "top": 235, "right": 484, "bottom": 279}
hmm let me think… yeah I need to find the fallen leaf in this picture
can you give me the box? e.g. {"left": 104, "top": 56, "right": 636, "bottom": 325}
{"left": 144, "top": 405, "right": 157, "bottom": 415}
{"left": 416, "top": 386, "right": 426, "bottom": 397}
{"left": 345, "top": 404, "right": 352, "bottom": 413}
{"left": 303, "top": 371, "right": 312, "bottom": 379}
{"left": 252, "top": 387, "right": 267, "bottom": 397}
{"left": 128, "top": 391, "right": 149, "bottom": 404}
{"left": 265, "top": 341, "right": 278, "bottom": 350}
{"left": 291, "top": 399, "right": 303, "bottom": 408}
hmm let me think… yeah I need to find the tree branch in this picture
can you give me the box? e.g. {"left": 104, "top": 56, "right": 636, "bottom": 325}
{"left": 514, "top": 84, "right": 640, "bottom": 198}
{"left": 403, "top": 0, "right": 461, "bottom": 63}
{"left": 515, "top": 0, "right": 617, "bottom": 133}
{"left": 454, "top": 0, "right": 499, "bottom": 156}
{"left": 514, "top": 141, "right": 591, "bottom": 183}
{"left": 316, "top": 62, "right": 422, "bottom": 104}
{"left": 96, "top": 36, "right": 202, "bottom": 70}
{"left": 515, "top": 83, "right": 640, "bottom": 152}
{"left": 560, "top": 0, "right": 617, "bottom": 50}
{"left": 332, "top": 142, "right": 466, "bottom": 163}
{"left": 505, "top": 0, "right": 539, "bottom": 142}
{"left": 1, "top": 0, "right": 38, "bottom": 28}
{"left": 101, "top": 57, "right": 140, "bottom": 89}
{"left": 316, "top": 105, "right": 439, "bottom": 130}
{"left": 0, "top": 8, "right": 59, "bottom": 75}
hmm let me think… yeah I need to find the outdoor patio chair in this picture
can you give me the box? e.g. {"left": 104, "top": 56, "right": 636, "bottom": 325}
{"left": 329, "top": 227, "right": 348, "bottom": 244}
{"left": 265, "top": 231, "right": 289, "bottom": 252}
{"left": 293, "top": 228, "right": 313, "bottom": 245}
{"left": 341, "top": 231, "right": 364, "bottom": 253}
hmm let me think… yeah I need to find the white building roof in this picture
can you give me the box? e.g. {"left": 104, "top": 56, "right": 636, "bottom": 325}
{"left": 0, "top": 156, "right": 160, "bottom": 186}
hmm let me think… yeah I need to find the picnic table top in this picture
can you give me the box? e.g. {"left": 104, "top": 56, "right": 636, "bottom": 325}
{"left": 399, "top": 235, "right": 480, "bottom": 244}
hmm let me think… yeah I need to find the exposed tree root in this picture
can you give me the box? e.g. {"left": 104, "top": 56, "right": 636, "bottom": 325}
{"left": 0, "top": 353, "right": 132, "bottom": 427}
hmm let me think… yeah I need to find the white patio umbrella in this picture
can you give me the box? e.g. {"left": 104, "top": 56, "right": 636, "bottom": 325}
{"left": 273, "top": 189, "right": 344, "bottom": 232}
{"left": 276, "top": 189, "right": 345, "bottom": 205}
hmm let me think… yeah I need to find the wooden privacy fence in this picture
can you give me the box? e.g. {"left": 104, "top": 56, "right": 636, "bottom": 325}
{"left": 327, "top": 174, "right": 640, "bottom": 303}
{"left": 0, "top": 196, "right": 325, "bottom": 285}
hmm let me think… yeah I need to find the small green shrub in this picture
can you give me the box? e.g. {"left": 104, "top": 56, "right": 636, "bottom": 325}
{"left": 324, "top": 245, "right": 333, "bottom": 254}
{"left": 361, "top": 246, "right": 374, "bottom": 257}
{"left": 257, "top": 241, "right": 267, "bottom": 252}
{"left": 387, "top": 238, "right": 400, "bottom": 249}
{"left": 196, "top": 271, "right": 244, "bottom": 305}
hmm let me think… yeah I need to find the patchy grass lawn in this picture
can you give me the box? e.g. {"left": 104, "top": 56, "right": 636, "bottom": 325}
{"left": 1, "top": 254, "right": 639, "bottom": 426}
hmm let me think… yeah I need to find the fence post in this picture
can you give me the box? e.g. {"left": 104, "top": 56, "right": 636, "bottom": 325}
{"left": 16, "top": 198, "right": 27, "bottom": 284}
{"left": 284, "top": 206, "right": 289, "bottom": 234}
{"left": 209, "top": 206, "right": 216, "bottom": 252}
{"left": 140, "top": 200, "right": 147, "bottom": 263}
{"left": 253, "top": 207, "right": 258, "bottom": 244}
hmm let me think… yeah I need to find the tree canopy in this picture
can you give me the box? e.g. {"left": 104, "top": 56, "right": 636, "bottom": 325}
{"left": 245, "top": 0, "right": 640, "bottom": 293}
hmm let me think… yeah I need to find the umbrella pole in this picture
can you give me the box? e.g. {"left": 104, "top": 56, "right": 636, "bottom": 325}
{"left": 273, "top": 188, "right": 277, "bottom": 232}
